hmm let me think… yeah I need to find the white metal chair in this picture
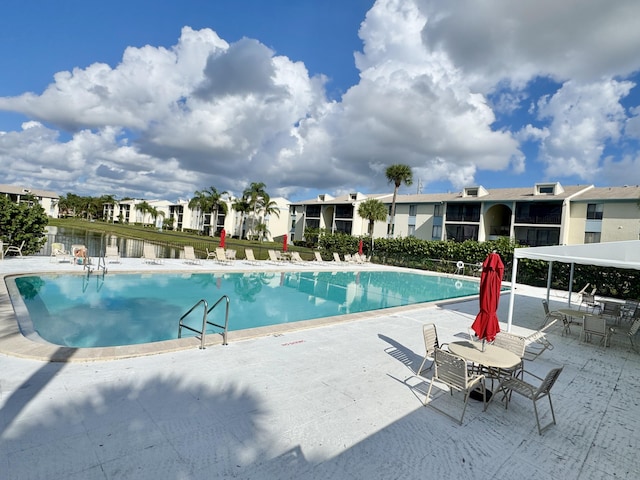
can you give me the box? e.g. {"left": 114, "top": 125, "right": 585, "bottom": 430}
{"left": 523, "top": 320, "right": 557, "bottom": 361}
{"left": 243, "top": 248, "right": 260, "bottom": 265}
{"left": 491, "top": 332, "right": 526, "bottom": 380}
{"left": 141, "top": 244, "right": 163, "bottom": 264}
{"left": 183, "top": 245, "right": 201, "bottom": 265}
{"left": 105, "top": 245, "right": 121, "bottom": 263}
{"left": 581, "top": 315, "right": 613, "bottom": 347}
{"left": 541, "top": 300, "right": 570, "bottom": 335}
{"left": 493, "top": 367, "right": 564, "bottom": 435}
{"left": 416, "top": 323, "right": 445, "bottom": 376}
{"left": 50, "top": 242, "right": 72, "bottom": 263}
{"left": 4, "top": 240, "right": 25, "bottom": 257}
{"left": 424, "top": 348, "right": 486, "bottom": 425}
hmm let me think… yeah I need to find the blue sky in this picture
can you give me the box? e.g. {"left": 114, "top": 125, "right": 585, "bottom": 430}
{"left": 1, "top": 0, "right": 639, "bottom": 203}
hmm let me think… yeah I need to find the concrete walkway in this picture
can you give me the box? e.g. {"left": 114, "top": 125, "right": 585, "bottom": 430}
{"left": 1, "top": 256, "right": 639, "bottom": 479}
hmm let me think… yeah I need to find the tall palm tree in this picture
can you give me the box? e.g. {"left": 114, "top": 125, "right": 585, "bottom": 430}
{"left": 135, "top": 201, "right": 153, "bottom": 224}
{"left": 385, "top": 164, "right": 413, "bottom": 237}
{"left": 232, "top": 197, "right": 251, "bottom": 239}
{"left": 189, "top": 186, "right": 228, "bottom": 236}
{"left": 358, "top": 198, "right": 388, "bottom": 237}
{"left": 243, "top": 182, "right": 267, "bottom": 239}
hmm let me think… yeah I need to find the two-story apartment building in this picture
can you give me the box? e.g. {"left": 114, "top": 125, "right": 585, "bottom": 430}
{"left": 0, "top": 184, "right": 60, "bottom": 218}
{"left": 290, "top": 183, "right": 640, "bottom": 247}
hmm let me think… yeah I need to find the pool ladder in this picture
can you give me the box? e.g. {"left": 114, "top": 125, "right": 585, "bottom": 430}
{"left": 178, "top": 295, "right": 230, "bottom": 349}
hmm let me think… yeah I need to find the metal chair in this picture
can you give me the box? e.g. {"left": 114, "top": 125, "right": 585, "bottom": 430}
{"left": 494, "top": 366, "right": 564, "bottom": 435}
{"left": 581, "top": 315, "right": 613, "bottom": 347}
{"left": 416, "top": 323, "right": 445, "bottom": 376}
{"left": 492, "top": 332, "right": 526, "bottom": 380}
{"left": 541, "top": 300, "right": 570, "bottom": 335}
{"left": 4, "top": 240, "right": 25, "bottom": 257}
{"left": 424, "top": 348, "right": 486, "bottom": 425}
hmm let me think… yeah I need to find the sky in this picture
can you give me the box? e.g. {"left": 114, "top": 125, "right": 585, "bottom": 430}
{"left": 1, "top": 0, "right": 640, "bottom": 203}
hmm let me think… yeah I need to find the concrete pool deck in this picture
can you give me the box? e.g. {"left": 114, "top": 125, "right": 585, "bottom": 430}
{"left": 1, "top": 256, "right": 639, "bottom": 479}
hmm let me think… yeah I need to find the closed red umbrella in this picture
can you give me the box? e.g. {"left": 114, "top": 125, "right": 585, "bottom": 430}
{"left": 471, "top": 252, "right": 504, "bottom": 346}
{"left": 283, "top": 235, "right": 288, "bottom": 252}
{"left": 358, "top": 239, "right": 363, "bottom": 256}
{"left": 219, "top": 229, "right": 226, "bottom": 249}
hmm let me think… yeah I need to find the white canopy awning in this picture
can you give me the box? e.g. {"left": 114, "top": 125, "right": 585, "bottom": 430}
{"left": 506, "top": 240, "right": 640, "bottom": 330}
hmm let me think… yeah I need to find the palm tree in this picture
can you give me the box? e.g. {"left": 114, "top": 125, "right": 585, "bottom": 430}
{"left": 232, "top": 197, "right": 251, "bottom": 239}
{"left": 385, "top": 164, "right": 413, "bottom": 237}
{"left": 135, "top": 201, "right": 153, "bottom": 225}
{"left": 243, "top": 182, "right": 267, "bottom": 239}
{"left": 358, "top": 198, "right": 388, "bottom": 237}
{"left": 189, "top": 187, "right": 228, "bottom": 236}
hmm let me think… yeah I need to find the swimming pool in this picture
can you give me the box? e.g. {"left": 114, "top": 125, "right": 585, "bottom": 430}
{"left": 10, "top": 270, "right": 480, "bottom": 348}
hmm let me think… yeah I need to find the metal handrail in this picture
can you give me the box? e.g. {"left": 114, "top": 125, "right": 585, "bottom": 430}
{"left": 178, "top": 295, "right": 229, "bottom": 349}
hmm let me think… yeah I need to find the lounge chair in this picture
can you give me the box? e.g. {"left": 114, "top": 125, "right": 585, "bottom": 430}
{"left": 290, "top": 252, "right": 304, "bottom": 263}
{"left": 205, "top": 248, "right": 216, "bottom": 260}
{"left": 4, "top": 240, "right": 25, "bottom": 257}
{"left": 522, "top": 320, "right": 557, "bottom": 361}
{"left": 105, "top": 245, "right": 121, "bottom": 263}
{"left": 183, "top": 246, "right": 201, "bottom": 265}
{"left": 314, "top": 251, "right": 325, "bottom": 262}
{"left": 424, "top": 348, "right": 487, "bottom": 425}
{"left": 215, "top": 247, "right": 232, "bottom": 265}
{"left": 332, "top": 252, "right": 342, "bottom": 263}
{"left": 141, "top": 244, "right": 163, "bottom": 265}
{"left": 244, "top": 248, "right": 260, "bottom": 265}
{"left": 50, "top": 242, "right": 72, "bottom": 263}
{"left": 493, "top": 367, "right": 564, "bottom": 435}
{"left": 268, "top": 249, "right": 284, "bottom": 263}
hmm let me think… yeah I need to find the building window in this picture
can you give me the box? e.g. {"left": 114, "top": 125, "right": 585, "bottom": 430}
{"left": 432, "top": 225, "right": 442, "bottom": 240}
{"left": 584, "top": 232, "right": 601, "bottom": 243}
{"left": 305, "top": 205, "right": 321, "bottom": 217}
{"left": 586, "top": 203, "right": 603, "bottom": 220}
{"left": 409, "top": 204, "right": 417, "bottom": 216}
{"left": 433, "top": 204, "right": 442, "bottom": 217}
{"left": 407, "top": 225, "right": 415, "bottom": 237}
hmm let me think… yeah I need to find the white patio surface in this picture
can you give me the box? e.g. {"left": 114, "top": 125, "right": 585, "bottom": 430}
{"left": 1, "top": 256, "right": 639, "bottom": 479}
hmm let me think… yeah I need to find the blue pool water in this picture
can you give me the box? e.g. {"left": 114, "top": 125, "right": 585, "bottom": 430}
{"left": 11, "top": 270, "right": 480, "bottom": 348}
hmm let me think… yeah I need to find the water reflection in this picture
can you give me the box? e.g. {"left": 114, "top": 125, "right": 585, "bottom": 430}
{"left": 41, "top": 226, "right": 184, "bottom": 259}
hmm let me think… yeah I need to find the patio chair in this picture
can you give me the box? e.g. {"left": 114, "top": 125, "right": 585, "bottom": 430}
{"left": 205, "top": 248, "right": 216, "bottom": 260}
{"left": 4, "top": 240, "right": 25, "bottom": 257}
{"left": 243, "top": 248, "right": 260, "bottom": 265}
{"left": 332, "top": 252, "right": 342, "bottom": 263}
{"left": 620, "top": 300, "right": 639, "bottom": 323}
{"left": 183, "top": 246, "right": 201, "bottom": 265}
{"left": 599, "top": 302, "right": 622, "bottom": 324}
{"left": 522, "top": 320, "right": 557, "bottom": 361}
{"left": 416, "top": 323, "right": 447, "bottom": 376}
{"left": 290, "top": 251, "right": 304, "bottom": 263}
{"left": 105, "top": 245, "right": 121, "bottom": 263}
{"left": 580, "top": 293, "right": 600, "bottom": 314}
{"left": 491, "top": 332, "right": 526, "bottom": 380}
{"left": 141, "top": 244, "right": 163, "bottom": 265}
{"left": 50, "top": 242, "right": 72, "bottom": 263}
{"left": 541, "top": 300, "right": 570, "bottom": 335}
{"left": 314, "top": 251, "right": 325, "bottom": 263}
{"left": 581, "top": 315, "right": 613, "bottom": 347}
{"left": 424, "top": 348, "right": 487, "bottom": 425}
{"left": 493, "top": 367, "right": 563, "bottom": 435}
{"left": 215, "top": 247, "right": 232, "bottom": 265}
{"left": 268, "top": 249, "right": 284, "bottom": 263}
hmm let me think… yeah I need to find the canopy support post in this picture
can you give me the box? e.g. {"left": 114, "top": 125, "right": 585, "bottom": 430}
{"left": 546, "top": 261, "right": 553, "bottom": 304}
{"left": 568, "top": 263, "right": 575, "bottom": 307}
{"left": 507, "top": 257, "right": 518, "bottom": 332}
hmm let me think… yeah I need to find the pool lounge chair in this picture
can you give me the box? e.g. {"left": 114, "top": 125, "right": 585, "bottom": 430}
{"left": 290, "top": 251, "right": 305, "bottom": 263}
{"left": 50, "top": 242, "right": 72, "bottom": 263}
{"left": 332, "top": 252, "right": 343, "bottom": 263}
{"left": 314, "top": 251, "right": 325, "bottom": 262}
{"left": 4, "top": 240, "right": 25, "bottom": 257}
{"left": 215, "top": 247, "right": 232, "bottom": 265}
{"left": 141, "top": 244, "right": 163, "bottom": 265}
{"left": 268, "top": 249, "right": 285, "bottom": 263}
{"left": 244, "top": 248, "right": 260, "bottom": 265}
{"left": 183, "top": 245, "right": 201, "bottom": 265}
{"left": 105, "top": 245, "right": 121, "bottom": 263}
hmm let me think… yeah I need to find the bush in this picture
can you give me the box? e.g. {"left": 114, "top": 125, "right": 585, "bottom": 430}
{"left": 0, "top": 195, "right": 48, "bottom": 255}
